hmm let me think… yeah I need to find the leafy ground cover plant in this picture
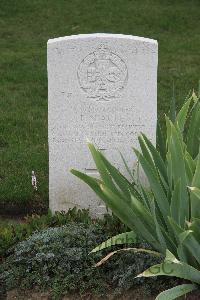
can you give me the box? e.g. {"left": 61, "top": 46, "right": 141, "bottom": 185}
{"left": 71, "top": 90, "right": 200, "bottom": 299}
{"left": 0, "top": 208, "right": 127, "bottom": 259}
{"left": 0, "top": 223, "right": 108, "bottom": 299}
{"left": 1, "top": 222, "right": 181, "bottom": 300}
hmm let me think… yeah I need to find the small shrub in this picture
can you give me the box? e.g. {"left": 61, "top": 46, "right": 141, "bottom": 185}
{"left": 0, "top": 208, "right": 126, "bottom": 259}
{"left": 1, "top": 223, "right": 109, "bottom": 299}
{"left": 1, "top": 222, "right": 181, "bottom": 299}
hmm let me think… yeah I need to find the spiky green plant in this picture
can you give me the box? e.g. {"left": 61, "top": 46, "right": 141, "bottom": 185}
{"left": 71, "top": 91, "right": 200, "bottom": 299}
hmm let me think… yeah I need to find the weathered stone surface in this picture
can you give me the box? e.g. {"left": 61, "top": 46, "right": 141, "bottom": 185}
{"left": 48, "top": 33, "right": 158, "bottom": 217}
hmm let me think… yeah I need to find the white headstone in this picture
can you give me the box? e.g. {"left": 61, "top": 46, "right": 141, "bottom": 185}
{"left": 48, "top": 33, "right": 158, "bottom": 217}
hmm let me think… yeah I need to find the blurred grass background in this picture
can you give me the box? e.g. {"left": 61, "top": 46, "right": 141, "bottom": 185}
{"left": 0, "top": 0, "right": 200, "bottom": 214}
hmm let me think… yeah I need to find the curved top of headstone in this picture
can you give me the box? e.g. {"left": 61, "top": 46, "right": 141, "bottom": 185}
{"left": 47, "top": 33, "right": 157, "bottom": 46}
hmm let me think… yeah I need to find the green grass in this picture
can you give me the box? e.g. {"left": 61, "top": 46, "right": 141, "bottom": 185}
{"left": 0, "top": 0, "right": 200, "bottom": 212}
{"left": 0, "top": 217, "right": 19, "bottom": 228}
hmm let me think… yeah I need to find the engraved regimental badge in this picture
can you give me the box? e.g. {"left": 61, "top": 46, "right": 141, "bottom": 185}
{"left": 77, "top": 44, "right": 128, "bottom": 101}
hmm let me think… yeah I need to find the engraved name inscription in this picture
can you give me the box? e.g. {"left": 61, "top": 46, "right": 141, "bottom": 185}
{"left": 77, "top": 44, "right": 128, "bottom": 101}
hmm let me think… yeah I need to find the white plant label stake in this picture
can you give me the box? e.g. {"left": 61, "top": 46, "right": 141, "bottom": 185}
{"left": 31, "top": 170, "right": 37, "bottom": 191}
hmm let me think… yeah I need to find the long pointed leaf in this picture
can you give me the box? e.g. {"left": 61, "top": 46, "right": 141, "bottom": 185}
{"left": 179, "top": 230, "right": 200, "bottom": 266}
{"left": 166, "top": 118, "right": 189, "bottom": 226}
{"left": 95, "top": 247, "right": 161, "bottom": 267}
{"left": 90, "top": 231, "right": 137, "bottom": 253}
{"left": 100, "top": 184, "right": 163, "bottom": 252}
{"left": 157, "top": 121, "right": 166, "bottom": 161}
{"left": 190, "top": 149, "right": 200, "bottom": 218}
{"left": 176, "top": 95, "right": 192, "bottom": 133}
{"left": 141, "top": 133, "right": 168, "bottom": 184}
{"left": 137, "top": 250, "right": 200, "bottom": 284}
{"left": 134, "top": 148, "right": 169, "bottom": 219}
{"left": 155, "top": 284, "right": 197, "bottom": 300}
{"left": 98, "top": 150, "right": 141, "bottom": 202}
{"left": 187, "top": 99, "right": 200, "bottom": 158}
{"left": 120, "top": 151, "right": 135, "bottom": 182}
{"left": 88, "top": 143, "right": 120, "bottom": 195}
{"left": 170, "top": 180, "right": 181, "bottom": 225}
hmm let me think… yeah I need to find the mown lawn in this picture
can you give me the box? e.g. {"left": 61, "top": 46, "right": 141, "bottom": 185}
{"left": 0, "top": 0, "right": 200, "bottom": 213}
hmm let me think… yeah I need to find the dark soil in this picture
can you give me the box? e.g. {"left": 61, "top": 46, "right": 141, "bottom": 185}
{"left": 5, "top": 288, "right": 155, "bottom": 300}
{"left": 4, "top": 287, "right": 200, "bottom": 300}
{"left": 0, "top": 202, "right": 48, "bottom": 217}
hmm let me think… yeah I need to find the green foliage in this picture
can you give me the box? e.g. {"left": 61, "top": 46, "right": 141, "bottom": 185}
{"left": 155, "top": 284, "right": 197, "bottom": 300}
{"left": 0, "top": 223, "right": 180, "bottom": 299}
{"left": 0, "top": 224, "right": 108, "bottom": 299}
{"left": 0, "top": 208, "right": 126, "bottom": 259}
{"left": 71, "top": 91, "right": 200, "bottom": 299}
{"left": 91, "top": 231, "right": 137, "bottom": 253}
